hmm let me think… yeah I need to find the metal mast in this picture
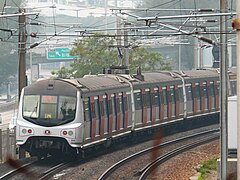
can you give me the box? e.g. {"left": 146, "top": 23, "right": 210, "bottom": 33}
{"left": 220, "top": 0, "right": 228, "bottom": 178}
{"left": 18, "top": 9, "right": 27, "bottom": 100}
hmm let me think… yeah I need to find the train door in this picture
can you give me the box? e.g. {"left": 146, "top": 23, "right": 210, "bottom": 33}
{"left": 122, "top": 92, "right": 129, "bottom": 129}
{"left": 115, "top": 93, "right": 123, "bottom": 131}
{"left": 88, "top": 96, "right": 97, "bottom": 140}
{"left": 208, "top": 81, "right": 215, "bottom": 111}
{"left": 174, "top": 86, "right": 180, "bottom": 118}
{"left": 185, "top": 84, "right": 193, "bottom": 115}
{"left": 126, "top": 92, "right": 132, "bottom": 127}
{"left": 203, "top": 82, "right": 209, "bottom": 112}
{"left": 178, "top": 85, "right": 184, "bottom": 117}
{"left": 94, "top": 96, "right": 100, "bottom": 137}
{"left": 162, "top": 87, "right": 168, "bottom": 120}
{"left": 214, "top": 81, "right": 220, "bottom": 110}
{"left": 134, "top": 90, "right": 142, "bottom": 126}
{"left": 100, "top": 95, "right": 108, "bottom": 136}
{"left": 107, "top": 94, "right": 114, "bottom": 135}
{"left": 195, "top": 83, "right": 201, "bottom": 113}
{"left": 112, "top": 93, "right": 117, "bottom": 132}
{"left": 159, "top": 87, "right": 164, "bottom": 121}
{"left": 83, "top": 97, "right": 91, "bottom": 141}
{"left": 169, "top": 86, "right": 176, "bottom": 118}
{"left": 142, "top": 88, "right": 151, "bottom": 125}
{"left": 200, "top": 82, "right": 207, "bottom": 112}
{"left": 151, "top": 87, "right": 160, "bottom": 123}
{"left": 117, "top": 92, "right": 124, "bottom": 130}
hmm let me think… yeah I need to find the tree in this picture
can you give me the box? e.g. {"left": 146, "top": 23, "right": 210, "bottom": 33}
{"left": 52, "top": 35, "right": 172, "bottom": 78}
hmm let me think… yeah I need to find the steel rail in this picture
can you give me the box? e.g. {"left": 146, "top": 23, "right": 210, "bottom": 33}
{"left": 97, "top": 129, "right": 219, "bottom": 180}
{"left": 138, "top": 134, "right": 219, "bottom": 180}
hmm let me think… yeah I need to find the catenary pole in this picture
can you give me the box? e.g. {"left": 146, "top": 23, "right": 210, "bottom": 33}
{"left": 220, "top": 0, "right": 228, "bottom": 179}
{"left": 18, "top": 8, "right": 27, "bottom": 100}
{"left": 237, "top": 0, "right": 240, "bottom": 178}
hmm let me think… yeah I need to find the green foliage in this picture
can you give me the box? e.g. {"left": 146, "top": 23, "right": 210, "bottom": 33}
{"left": 196, "top": 157, "right": 218, "bottom": 180}
{"left": 52, "top": 35, "right": 172, "bottom": 78}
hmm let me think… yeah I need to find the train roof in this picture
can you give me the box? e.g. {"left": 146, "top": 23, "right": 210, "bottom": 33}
{"left": 180, "top": 69, "right": 219, "bottom": 78}
{"left": 24, "top": 69, "right": 220, "bottom": 96}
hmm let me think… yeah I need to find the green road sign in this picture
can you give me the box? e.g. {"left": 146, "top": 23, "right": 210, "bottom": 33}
{"left": 47, "top": 47, "right": 77, "bottom": 59}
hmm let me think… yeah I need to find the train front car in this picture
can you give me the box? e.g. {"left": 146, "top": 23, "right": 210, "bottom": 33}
{"left": 16, "top": 79, "right": 81, "bottom": 158}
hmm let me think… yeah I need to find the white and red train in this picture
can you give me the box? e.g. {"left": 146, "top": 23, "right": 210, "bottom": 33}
{"left": 16, "top": 68, "right": 236, "bottom": 157}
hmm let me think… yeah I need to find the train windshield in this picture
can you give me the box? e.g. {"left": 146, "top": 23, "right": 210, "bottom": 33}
{"left": 22, "top": 95, "right": 76, "bottom": 127}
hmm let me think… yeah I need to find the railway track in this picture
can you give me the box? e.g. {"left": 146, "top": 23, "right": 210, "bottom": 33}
{"left": 0, "top": 156, "right": 74, "bottom": 180}
{"left": 98, "top": 129, "right": 219, "bottom": 180}
{"left": 0, "top": 160, "right": 37, "bottom": 180}
{"left": 39, "top": 160, "right": 73, "bottom": 180}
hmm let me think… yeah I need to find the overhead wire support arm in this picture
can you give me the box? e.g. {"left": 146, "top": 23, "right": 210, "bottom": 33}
{"left": 0, "top": 12, "right": 39, "bottom": 18}
{"left": 157, "top": 22, "right": 215, "bottom": 45}
{"left": 0, "top": 28, "right": 13, "bottom": 35}
{"left": 110, "top": 8, "right": 213, "bottom": 12}
{"left": 137, "top": 12, "right": 236, "bottom": 21}
{"left": 28, "top": 25, "right": 75, "bottom": 50}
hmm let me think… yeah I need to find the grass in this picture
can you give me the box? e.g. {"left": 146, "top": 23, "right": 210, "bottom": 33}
{"left": 196, "top": 157, "right": 218, "bottom": 180}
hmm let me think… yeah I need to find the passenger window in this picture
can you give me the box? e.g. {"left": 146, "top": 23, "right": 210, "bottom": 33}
{"left": 178, "top": 87, "right": 184, "bottom": 102}
{"left": 108, "top": 96, "right": 113, "bottom": 115}
{"left": 216, "top": 83, "right": 220, "bottom": 95}
{"left": 195, "top": 85, "right": 201, "bottom": 99}
{"left": 169, "top": 88, "right": 176, "bottom": 103}
{"left": 202, "top": 83, "right": 208, "bottom": 98}
{"left": 142, "top": 92, "right": 147, "bottom": 107}
{"left": 209, "top": 83, "right": 214, "bottom": 96}
{"left": 83, "top": 98, "right": 90, "bottom": 122}
{"left": 162, "top": 89, "right": 168, "bottom": 105}
{"left": 146, "top": 90, "right": 151, "bottom": 108}
{"left": 116, "top": 93, "right": 123, "bottom": 113}
{"left": 134, "top": 92, "right": 142, "bottom": 110}
{"left": 151, "top": 89, "right": 159, "bottom": 106}
{"left": 99, "top": 99, "right": 104, "bottom": 117}
{"left": 94, "top": 98, "right": 100, "bottom": 119}
{"left": 91, "top": 100, "right": 96, "bottom": 119}
{"left": 186, "top": 86, "right": 193, "bottom": 101}
{"left": 123, "top": 96, "right": 128, "bottom": 111}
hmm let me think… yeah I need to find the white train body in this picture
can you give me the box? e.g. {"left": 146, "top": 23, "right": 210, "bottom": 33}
{"left": 15, "top": 69, "right": 236, "bottom": 157}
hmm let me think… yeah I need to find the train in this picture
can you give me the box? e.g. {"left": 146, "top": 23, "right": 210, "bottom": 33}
{"left": 15, "top": 68, "right": 237, "bottom": 158}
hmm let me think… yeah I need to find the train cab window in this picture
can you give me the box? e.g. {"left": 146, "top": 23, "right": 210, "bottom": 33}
{"left": 41, "top": 96, "right": 58, "bottom": 119}
{"left": 23, "top": 95, "right": 76, "bottom": 127}
{"left": 23, "top": 95, "right": 40, "bottom": 118}
{"left": 58, "top": 96, "right": 76, "bottom": 120}
{"left": 134, "top": 91, "right": 142, "bottom": 110}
